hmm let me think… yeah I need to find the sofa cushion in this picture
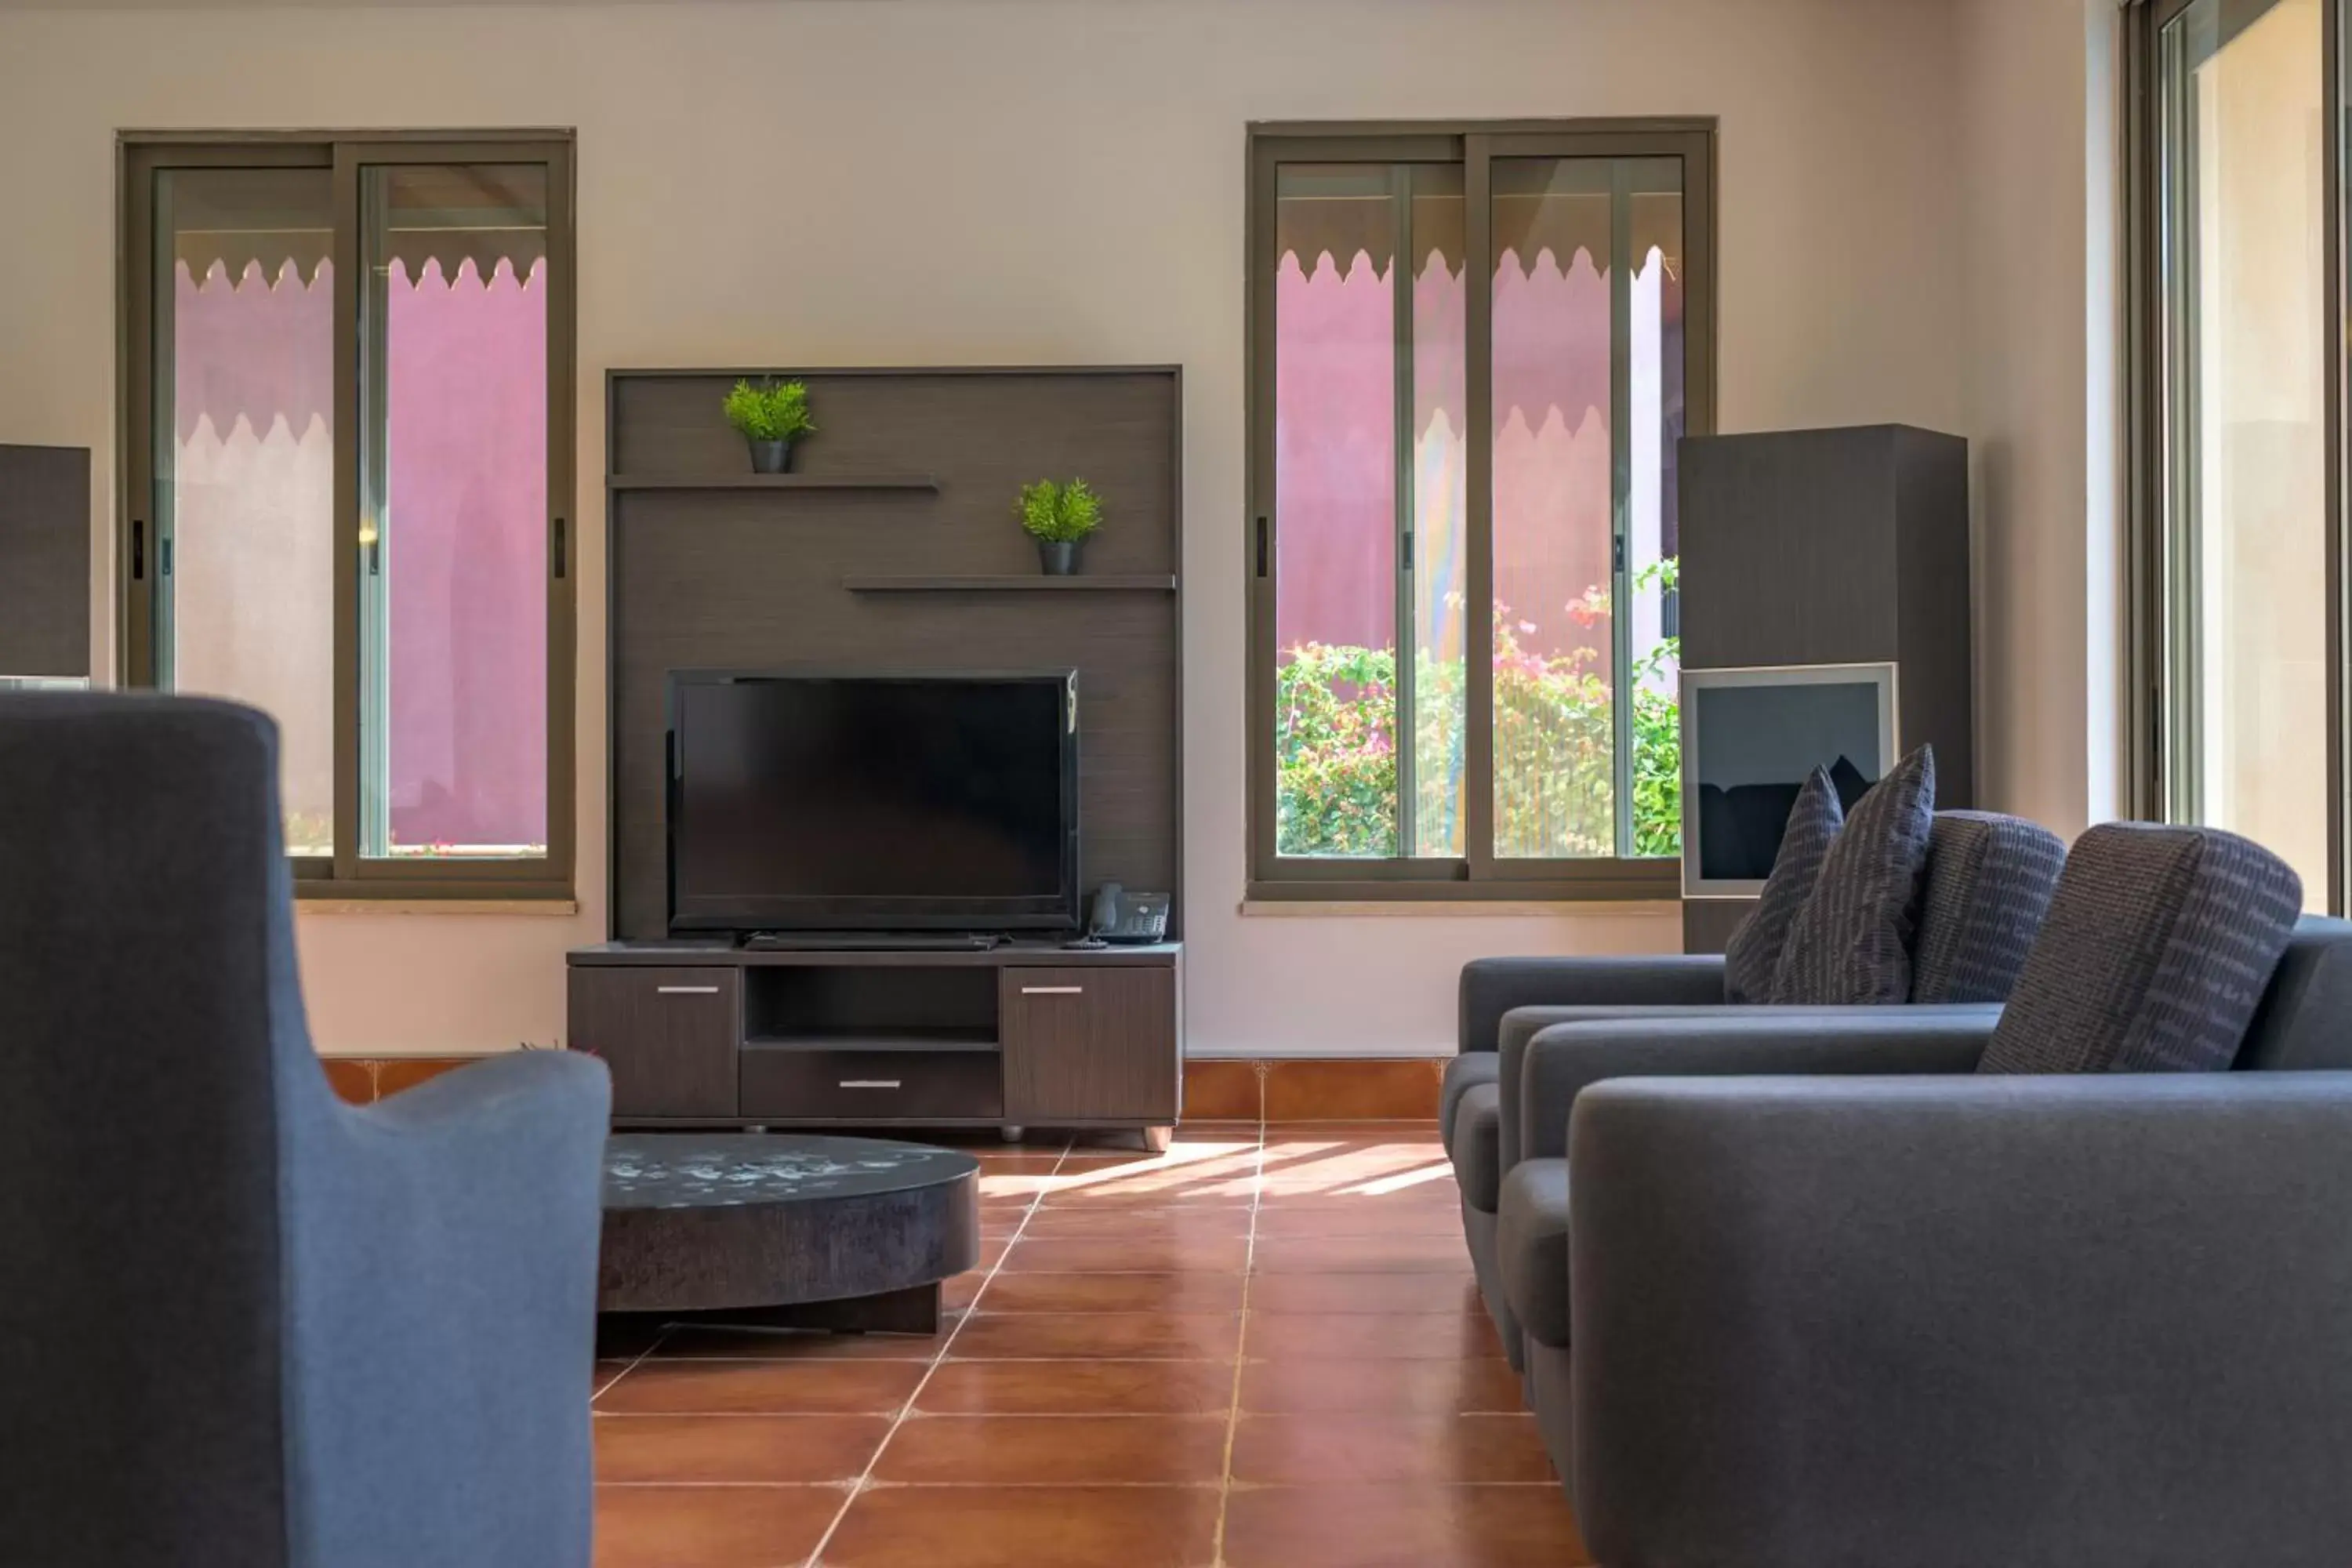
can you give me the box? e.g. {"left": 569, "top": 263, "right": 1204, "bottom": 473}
{"left": 1911, "top": 811, "right": 2067, "bottom": 1004}
{"left": 1440, "top": 1052, "right": 1501, "bottom": 1159}
{"left": 1723, "top": 766, "right": 1844, "bottom": 1004}
{"left": 1455, "top": 1083, "right": 1504, "bottom": 1214}
{"left": 1978, "top": 822, "right": 2303, "bottom": 1075}
{"left": 1771, "top": 746, "right": 1936, "bottom": 1006}
{"left": 1497, "top": 1158, "right": 1573, "bottom": 1349}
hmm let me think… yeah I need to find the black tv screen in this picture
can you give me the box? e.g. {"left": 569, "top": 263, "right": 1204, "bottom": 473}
{"left": 667, "top": 673, "right": 1079, "bottom": 933}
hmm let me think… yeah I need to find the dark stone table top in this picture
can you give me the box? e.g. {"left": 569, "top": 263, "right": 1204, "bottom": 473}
{"left": 602, "top": 1133, "right": 979, "bottom": 1211}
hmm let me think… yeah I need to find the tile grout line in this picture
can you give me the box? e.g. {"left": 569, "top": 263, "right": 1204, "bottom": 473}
{"left": 801, "top": 1135, "right": 1073, "bottom": 1568}
{"left": 1207, "top": 1116, "right": 1267, "bottom": 1568}
{"left": 590, "top": 1320, "right": 677, "bottom": 1404}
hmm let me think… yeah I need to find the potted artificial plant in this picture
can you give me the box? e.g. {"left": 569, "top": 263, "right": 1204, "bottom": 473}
{"left": 1018, "top": 478, "right": 1103, "bottom": 575}
{"left": 721, "top": 379, "right": 816, "bottom": 474}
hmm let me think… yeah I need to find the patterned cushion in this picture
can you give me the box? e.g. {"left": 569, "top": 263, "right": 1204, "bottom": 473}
{"left": 1770, "top": 746, "right": 1936, "bottom": 1005}
{"left": 1911, "top": 812, "right": 2067, "bottom": 1003}
{"left": 1722, "top": 767, "right": 1844, "bottom": 1004}
{"left": 1978, "top": 822, "right": 2303, "bottom": 1074}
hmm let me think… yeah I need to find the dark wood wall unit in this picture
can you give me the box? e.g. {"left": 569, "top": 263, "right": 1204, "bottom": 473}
{"left": 1678, "top": 425, "right": 1973, "bottom": 953}
{"left": 604, "top": 367, "right": 1184, "bottom": 944}
{"left": 0, "top": 445, "right": 91, "bottom": 677}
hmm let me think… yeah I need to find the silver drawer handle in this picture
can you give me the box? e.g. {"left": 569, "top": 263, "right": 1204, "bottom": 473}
{"left": 840, "top": 1079, "right": 903, "bottom": 1090}
{"left": 1021, "top": 985, "right": 1084, "bottom": 996}
{"left": 655, "top": 985, "right": 720, "bottom": 995}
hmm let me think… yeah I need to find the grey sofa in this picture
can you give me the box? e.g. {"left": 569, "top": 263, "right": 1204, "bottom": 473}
{"left": 1539, "top": 880, "right": 2352, "bottom": 1563}
{"left": 1451, "top": 810, "right": 2060, "bottom": 1367}
{"left": 0, "top": 693, "right": 613, "bottom": 1568}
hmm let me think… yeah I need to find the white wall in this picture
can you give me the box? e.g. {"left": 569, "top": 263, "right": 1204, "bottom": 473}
{"left": 1955, "top": 0, "right": 2124, "bottom": 839}
{"left": 0, "top": 0, "right": 1975, "bottom": 1058}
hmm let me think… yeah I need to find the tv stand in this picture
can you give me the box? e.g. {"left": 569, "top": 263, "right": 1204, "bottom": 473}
{"left": 742, "top": 931, "right": 1005, "bottom": 953}
{"left": 565, "top": 940, "right": 1181, "bottom": 1145}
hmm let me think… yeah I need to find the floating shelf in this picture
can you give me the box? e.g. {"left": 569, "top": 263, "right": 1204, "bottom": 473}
{"left": 607, "top": 473, "right": 939, "bottom": 492}
{"left": 842, "top": 575, "right": 1178, "bottom": 593}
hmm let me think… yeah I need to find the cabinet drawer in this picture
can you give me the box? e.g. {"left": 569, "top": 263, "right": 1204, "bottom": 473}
{"left": 567, "top": 966, "right": 741, "bottom": 1120}
{"left": 739, "top": 1046, "right": 1003, "bottom": 1122}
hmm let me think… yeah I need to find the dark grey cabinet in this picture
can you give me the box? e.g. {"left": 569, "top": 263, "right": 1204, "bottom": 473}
{"left": 0, "top": 445, "right": 90, "bottom": 679}
{"left": 1677, "top": 424, "right": 1973, "bottom": 953}
{"left": 1000, "top": 967, "right": 1178, "bottom": 1125}
{"left": 565, "top": 966, "right": 740, "bottom": 1119}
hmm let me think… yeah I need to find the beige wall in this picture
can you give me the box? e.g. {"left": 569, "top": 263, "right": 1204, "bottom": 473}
{"left": 0, "top": 0, "right": 1976, "bottom": 1057}
{"left": 1955, "top": 0, "right": 2124, "bottom": 840}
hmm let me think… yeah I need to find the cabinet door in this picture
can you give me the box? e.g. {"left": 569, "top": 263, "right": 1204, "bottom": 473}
{"left": 1000, "top": 967, "right": 1178, "bottom": 1123}
{"left": 566, "top": 966, "right": 739, "bottom": 1119}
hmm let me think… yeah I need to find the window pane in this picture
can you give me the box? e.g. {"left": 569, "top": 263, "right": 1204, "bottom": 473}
{"left": 1409, "top": 168, "right": 1468, "bottom": 857}
{"left": 152, "top": 167, "right": 336, "bottom": 857}
{"left": 1492, "top": 158, "right": 1688, "bottom": 858}
{"left": 2158, "top": 0, "right": 2328, "bottom": 907}
{"left": 358, "top": 163, "right": 550, "bottom": 861}
{"left": 1272, "top": 164, "right": 1465, "bottom": 858}
{"left": 1626, "top": 166, "right": 1686, "bottom": 859}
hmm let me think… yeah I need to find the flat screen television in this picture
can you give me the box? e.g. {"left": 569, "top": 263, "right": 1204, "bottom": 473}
{"left": 667, "top": 671, "right": 1080, "bottom": 935}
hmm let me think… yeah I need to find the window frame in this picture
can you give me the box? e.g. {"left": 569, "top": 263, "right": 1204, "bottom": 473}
{"left": 118, "top": 129, "right": 577, "bottom": 903}
{"left": 2121, "top": 0, "right": 2349, "bottom": 915}
{"left": 1244, "top": 118, "right": 1716, "bottom": 904}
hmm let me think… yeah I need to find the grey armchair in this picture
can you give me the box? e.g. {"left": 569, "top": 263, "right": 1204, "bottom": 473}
{"left": 1550, "top": 839, "right": 2352, "bottom": 1566}
{"left": 0, "top": 694, "right": 612, "bottom": 1568}
{"left": 1452, "top": 810, "right": 2059, "bottom": 1368}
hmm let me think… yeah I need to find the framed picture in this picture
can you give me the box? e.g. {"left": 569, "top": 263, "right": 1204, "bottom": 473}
{"left": 1679, "top": 662, "right": 1898, "bottom": 898}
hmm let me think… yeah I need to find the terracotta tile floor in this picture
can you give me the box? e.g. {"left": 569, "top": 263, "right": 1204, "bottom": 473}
{"left": 590, "top": 1122, "right": 1591, "bottom": 1567}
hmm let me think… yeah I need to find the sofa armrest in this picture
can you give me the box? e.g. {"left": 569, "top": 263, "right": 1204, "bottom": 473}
{"left": 1569, "top": 1073, "right": 2352, "bottom": 1568}
{"left": 1511, "top": 1007, "right": 1997, "bottom": 1167}
{"left": 1493, "top": 1004, "right": 1788, "bottom": 1172}
{"left": 1458, "top": 955, "right": 1724, "bottom": 1056}
{"left": 279, "top": 1051, "right": 612, "bottom": 1563}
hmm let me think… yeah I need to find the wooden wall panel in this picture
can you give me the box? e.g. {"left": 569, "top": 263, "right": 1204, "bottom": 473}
{"left": 606, "top": 368, "right": 1182, "bottom": 942}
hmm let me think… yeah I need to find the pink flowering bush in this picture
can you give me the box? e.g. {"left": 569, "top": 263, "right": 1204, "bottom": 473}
{"left": 1276, "top": 568, "right": 1681, "bottom": 860}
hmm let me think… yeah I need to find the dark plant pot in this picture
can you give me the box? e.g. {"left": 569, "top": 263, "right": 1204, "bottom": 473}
{"left": 1036, "top": 539, "right": 1084, "bottom": 576}
{"left": 748, "top": 438, "right": 793, "bottom": 474}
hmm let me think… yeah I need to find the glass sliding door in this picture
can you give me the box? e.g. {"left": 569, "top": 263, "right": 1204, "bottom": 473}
{"left": 2153, "top": 0, "right": 2332, "bottom": 907}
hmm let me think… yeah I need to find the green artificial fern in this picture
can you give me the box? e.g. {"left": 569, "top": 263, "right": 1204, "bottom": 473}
{"left": 1017, "top": 477, "right": 1104, "bottom": 543}
{"left": 720, "top": 379, "right": 816, "bottom": 441}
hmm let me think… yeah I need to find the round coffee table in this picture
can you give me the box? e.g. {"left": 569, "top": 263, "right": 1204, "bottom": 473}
{"left": 598, "top": 1134, "right": 979, "bottom": 1334}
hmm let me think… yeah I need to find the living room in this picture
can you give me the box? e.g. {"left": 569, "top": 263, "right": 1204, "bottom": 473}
{"left": 1, "top": 0, "right": 2328, "bottom": 1565}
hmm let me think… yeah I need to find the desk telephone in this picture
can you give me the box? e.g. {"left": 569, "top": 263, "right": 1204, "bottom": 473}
{"left": 1087, "top": 883, "right": 1171, "bottom": 945}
